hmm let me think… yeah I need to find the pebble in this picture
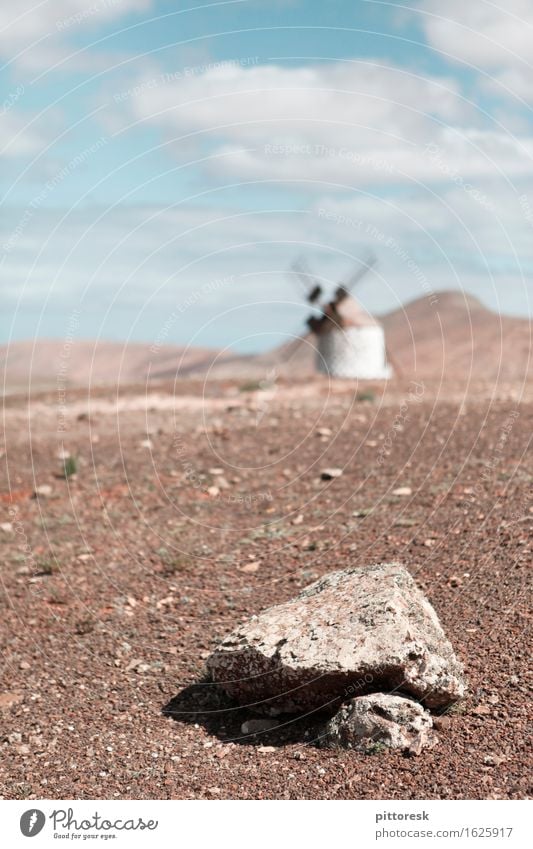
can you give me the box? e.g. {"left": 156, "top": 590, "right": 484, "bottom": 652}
{"left": 238, "top": 562, "right": 260, "bottom": 573}
{"left": 0, "top": 692, "right": 24, "bottom": 709}
{"left": 33, "top": 484, "right": 53, "bottom": 498}
{"left": 321, "top": 468, "right": 343, "bottom": 480}
{"left": 240, "top": 719, "right": 279, "bottom": 735}
{"left": 214, "top": 476, "right": 230, "bottom": 490}
{"left": 392, "top": 486, "right": 412, "bottom": 496}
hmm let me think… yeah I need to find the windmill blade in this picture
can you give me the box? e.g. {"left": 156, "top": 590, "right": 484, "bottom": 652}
{"left": 290, "top": 258, "right": 324, "bottom": 304}
{"left": 334, "top": 253, "right": 377, "bottom": 302}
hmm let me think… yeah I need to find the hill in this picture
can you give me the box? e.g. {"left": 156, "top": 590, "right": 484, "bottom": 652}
{"left": 1, "top": 292, "right": 531, "bottom": 391}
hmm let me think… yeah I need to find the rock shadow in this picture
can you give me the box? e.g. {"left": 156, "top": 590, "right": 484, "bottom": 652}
{"left": 162, "top": 678, "right": 327, "bottom": 748}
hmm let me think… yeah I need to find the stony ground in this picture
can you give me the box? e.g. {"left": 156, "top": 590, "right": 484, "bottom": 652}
{"left": 0, "top": 377, "right": 531, "bottom": 799}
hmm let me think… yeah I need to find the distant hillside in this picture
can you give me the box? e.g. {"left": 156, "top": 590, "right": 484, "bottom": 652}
{"left": 0, "top": 339, "right": 225, "bottom": 393}
{"left": 195, "top": 291, "right": 532, "bottom": 382}
{"left": 382, "top": 291, "right": 531, "bottom": 381}
{"left": 2, "top": 292, "right": 531, "bottom": 392}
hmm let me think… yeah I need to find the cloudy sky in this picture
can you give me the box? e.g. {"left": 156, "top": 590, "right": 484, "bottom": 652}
{"left": 2, "top": 0, "right": 533, "bottom": 351}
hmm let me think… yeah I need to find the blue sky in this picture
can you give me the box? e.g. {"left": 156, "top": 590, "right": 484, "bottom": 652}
{"left": 2, "top": 0, "right": 533, "bottom": 351}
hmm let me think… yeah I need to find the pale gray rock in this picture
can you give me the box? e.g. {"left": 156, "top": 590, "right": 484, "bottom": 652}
{"left": 322, "top": 693, "right": 437, "bottom": 754}
{"left": 207, "top": 562, "right": 466, "bottom": 714}
{"left": 240, "top": 718, "right": 279, "bottom": 735}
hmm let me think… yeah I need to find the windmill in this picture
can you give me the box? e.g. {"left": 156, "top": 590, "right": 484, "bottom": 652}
{"left": 285, "top": 254, "right": 394, "bottom": 379}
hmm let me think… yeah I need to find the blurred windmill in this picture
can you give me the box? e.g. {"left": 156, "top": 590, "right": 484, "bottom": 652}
{"left": 284, "top": 254, "right": 394, "bottom": 379}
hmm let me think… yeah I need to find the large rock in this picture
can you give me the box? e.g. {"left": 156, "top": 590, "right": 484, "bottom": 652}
{"left": 322, "top": 693, "right": 437, "bottom": 754}
{"left": 207, "top": 562, "right": 466, "bottom": 714}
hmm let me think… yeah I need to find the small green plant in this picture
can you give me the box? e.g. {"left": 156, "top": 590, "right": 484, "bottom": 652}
{"left": 356, "top": 390, "right": 375, "bottom": 403}
{"left": 444, "top": 699, "right": 469, "bottom": 716}
{"left": 160, "top": 551, "right": 192, "bottom": 576}
{"left": 365, "top": 741, "right": 387, "bottom": 756}
{"left": 239, "top": 380, "right": 264, "bottom": 392}
{"left": 62, "top": 456, "right": 78, "bottom": 478}
{"left": 36, "top": 557, "right": 57, "bottom": 576}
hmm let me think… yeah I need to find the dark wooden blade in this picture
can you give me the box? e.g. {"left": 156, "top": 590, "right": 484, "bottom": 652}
{"left": 290, "top": 258, "right": 324, "bottom": 304}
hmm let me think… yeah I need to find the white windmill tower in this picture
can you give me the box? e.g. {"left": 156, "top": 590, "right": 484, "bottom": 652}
{"left": 289, "top": 256, "right": 393, "bottom": 380}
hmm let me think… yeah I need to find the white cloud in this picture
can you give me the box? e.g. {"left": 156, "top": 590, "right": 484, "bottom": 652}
{"left": 0, "top": 0, "right": 152, "bottom": 72}
{"left": 419, "top": 1, "right": 533, "bottom": 101}
{"left": 112, "top": 58, "right": 533, "bottom": 187}
{"left": 0, "top": 109, "right": 50, "bottom": 157}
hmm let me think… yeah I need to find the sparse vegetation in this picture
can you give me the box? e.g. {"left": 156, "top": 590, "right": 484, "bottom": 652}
{"left": 239, "top": 379, "right": 264, "bottom": 392}
{"left": 62, "top": 455, "right": 78, "bottom": 478}
{"left": 365, "top": 741, "right": 388, "bottom": 756}
{"left": 356, "top": 390, "right": 375, "bottom": 402}
{"left": 444, "top": 699, "right": 469, "bottom": 716}
{"left": 36, "top": 557, "right": 58, "bottom": 576}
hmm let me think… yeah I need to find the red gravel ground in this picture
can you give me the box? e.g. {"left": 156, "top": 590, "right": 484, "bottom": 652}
{"left": 0, "top": 378, "right": 531, "bottom": 799}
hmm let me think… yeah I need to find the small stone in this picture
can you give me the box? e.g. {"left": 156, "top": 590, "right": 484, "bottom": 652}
{"left": 7, "top": 732, "right": 22, "bottom": 743}
{"left": 240, "top": 719, "right": 279, "bottom": 735}
{"left": 316, "top": 427, "right": 332, "bottom": 437}
{"left": 19, "top": 661, "right": 31, "bottom": 671}
{"left": 207, "top": 486, "right": 220, "bottom": 497}
{"left": 257, "top": 746, "right": 276, "bottom": 754}
{"left": 0, "top": 522, "right": 13, "bottom": 533}
{"left": 0, "top": 692, "right": 24, "bottom": 709}
{"left": 238, "top": 561, "right": 260, "bottom": 573}
{"left": 449, "top": 575, "right": 462, "bottom": 587}
{"left": 140, "top": 439, "right": 153, "bottom": 449}
{"left": 432, "top": 715, "right": 451, "bottom": 731}
{"left": 392, "top": 486, "right": 412, "bottom": 496}
{"left": 472, "top": 704, "right": 491, "bottom": 716}
{"left": 322, "top": 693, "right": 437, "bottom": 754}
{"left": 483, "top": 754, "right": 506, "bottom": 766}
{"left": 214, "top": 476, "right": 231, "bottom": 490}
{"left": 292, "top": 514, "right": 304, "bottom": 525}
{"left": 321, "top": 468, "right": 343, "bottom": 480}
{"left": 33, "top": 484, "right": 53, "bottom": 498}
{"left": 125, "top": 658, "right": 145, "bottom": 672}
{"left": 209, "top": 468, "right": 224, "bottom": 475}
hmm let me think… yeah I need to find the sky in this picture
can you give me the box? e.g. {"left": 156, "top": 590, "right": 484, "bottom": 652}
{"left": 1, "top": 0, "right": 533, "bottom": 352}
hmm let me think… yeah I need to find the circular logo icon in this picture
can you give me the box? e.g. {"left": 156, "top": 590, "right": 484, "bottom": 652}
{"left": 20, "top": 810, "right": 46, "bottom": 837}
